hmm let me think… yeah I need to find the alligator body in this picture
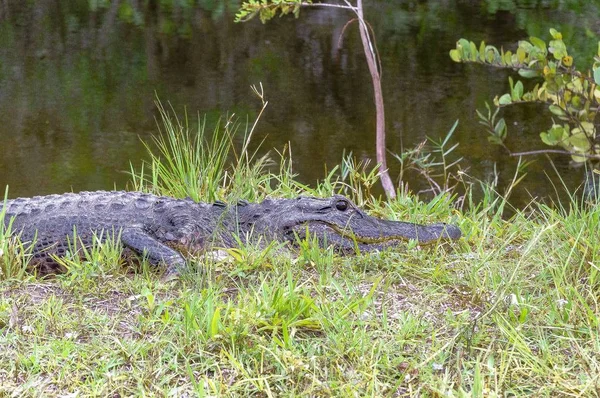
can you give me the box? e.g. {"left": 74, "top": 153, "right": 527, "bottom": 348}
{"left": 1, "top": 191, "right": 461, "bottom": 275}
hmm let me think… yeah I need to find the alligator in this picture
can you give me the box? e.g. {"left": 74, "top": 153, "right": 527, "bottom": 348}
{"left": 1, "top": 191, "right": 461, "bottom": 275}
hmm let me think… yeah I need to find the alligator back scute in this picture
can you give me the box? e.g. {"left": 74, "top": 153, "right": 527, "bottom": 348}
{"left": 134, "top": 196, "right": 153, "bottom": 210}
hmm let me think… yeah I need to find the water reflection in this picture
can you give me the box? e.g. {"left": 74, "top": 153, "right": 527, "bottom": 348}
{"left": 0, "top": 0, "right": 597, "bottom": 206}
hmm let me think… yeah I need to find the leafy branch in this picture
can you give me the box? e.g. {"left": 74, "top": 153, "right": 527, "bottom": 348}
{"left": 451, "top": 29, "right": 600, "bottom": 164}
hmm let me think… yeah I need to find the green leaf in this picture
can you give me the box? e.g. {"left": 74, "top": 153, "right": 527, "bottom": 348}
{"left": 594, "top": 67, "right": 600, "bottom": 85}
{"left": 516, "top": 47, "right": 527, "bottom": 63}
{"left": 549, "top": 28, "right": 562, "bottom": 40}
{"left": 457, "top": 38, "right": 471, "bottom": 58}
{"left": 485, "top": 45, "right": 500, "bottom": 63}
{"left": 494, "top": 118, "right": 507, "bottom": 139}
{"left": 580, "top": 121, "right": 596, "bottom": 137}
{"left": 512, "top": 80, "right": 524, "bottom": 101}
{"left": 498, "top": 94, "right": 512, "bottom": 105}
{"left": 210, "top": 307, "right": 221, "bottom": 337}
{"left": 518, "top": 69, "right": 539, "bottom": 78}
{"left": 549, "top": 39, "right": 567, "bottom": 60}
{"left": 518, "top": 40, "right": 533, "bottom": 52}
{"left": 504, "top": 50, "right": 513, "bottom": 65}
{"left": 529, "top": 36, "right": 547, "bottom": 52}
{"left": 569, "top": 129, "right": 591, "bottom": 151}
{"left": 540, "top": 132, "right": 551, "bottom": 146}
{"left": 449, "top": 49, "right": 461, "bottom": 63}
{"left": 488, "top": 135, "right": 503, "bottom": 145}
{"left": 540, "top": 124, "right": 567, "bottom": 146}
{"left": 549, "top": 105, "right": 566, "bottom": 117}
{"left": 469, "top": 41, "right": 478, "bottom": 61}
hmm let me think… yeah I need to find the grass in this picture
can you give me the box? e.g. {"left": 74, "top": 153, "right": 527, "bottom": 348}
{"left": 1, "top": 107, "right": 599, "bottom": 396}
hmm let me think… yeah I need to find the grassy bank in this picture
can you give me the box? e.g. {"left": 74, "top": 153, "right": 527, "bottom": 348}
{"left": 1, "top": 109, "right": 599, "bottom": 396}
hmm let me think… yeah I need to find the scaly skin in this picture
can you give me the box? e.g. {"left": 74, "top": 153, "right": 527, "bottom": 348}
{"left": 2, "top": 191, "right": 461, "bottom": 275}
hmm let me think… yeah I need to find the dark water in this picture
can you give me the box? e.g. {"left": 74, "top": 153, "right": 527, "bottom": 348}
{"left": 0, "top": 1, "right": 598, "bottom": 205}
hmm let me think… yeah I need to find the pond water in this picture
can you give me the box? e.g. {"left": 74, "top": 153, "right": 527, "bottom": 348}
{"left": 0, "top": 1, "right": 598, "bottom": 206}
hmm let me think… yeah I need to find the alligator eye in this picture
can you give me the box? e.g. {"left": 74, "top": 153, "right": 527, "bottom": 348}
{"left": 335, "top": 200, "right": 348, "bottom": 211}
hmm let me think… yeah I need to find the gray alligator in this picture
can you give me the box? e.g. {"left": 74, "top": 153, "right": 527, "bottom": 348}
{"left": 1, "top": 191, "right": 461, "bottom": 275}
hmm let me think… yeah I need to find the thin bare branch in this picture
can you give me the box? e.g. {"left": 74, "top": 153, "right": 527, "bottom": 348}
{"left": 355, "top": 0, "right": 395, "bottom": 198}
{"left": 299, "top": 2, "right": 355, "bottom": 11}
{"left": 509, "top": 149, "right": 600, "bottom": 159}
{"left": 337, "top": 18, "right": 357, "bottom": 50}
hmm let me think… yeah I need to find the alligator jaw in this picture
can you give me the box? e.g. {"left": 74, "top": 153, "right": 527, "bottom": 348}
{"left": 328, "top": 220, "right": 462, "bottom": 245}
{"left": 291, "top": 217, "right": 461, "bottom": 252}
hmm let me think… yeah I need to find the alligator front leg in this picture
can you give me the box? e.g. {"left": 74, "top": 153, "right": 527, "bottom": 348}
{"left": 120, "top": 228, "right": 187, "bottom": 276}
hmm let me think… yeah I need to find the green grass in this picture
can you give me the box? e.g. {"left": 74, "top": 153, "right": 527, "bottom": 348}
{"left": 1, "top": 108, "right": 599, "bottom": 396}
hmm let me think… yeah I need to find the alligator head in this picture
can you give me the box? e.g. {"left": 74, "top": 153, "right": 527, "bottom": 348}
{"left": 235, "top": 195, "right": 461, "bottom": 252}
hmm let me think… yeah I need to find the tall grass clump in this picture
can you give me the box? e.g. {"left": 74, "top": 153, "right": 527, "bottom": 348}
{"left": 130, "top": 95, "right": 276, "bottom": 203}
{"left": 0, "top": 187, "right": 31, "bottom": 280}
